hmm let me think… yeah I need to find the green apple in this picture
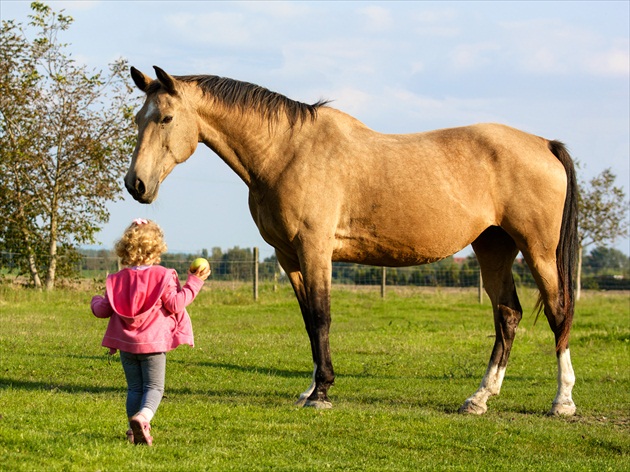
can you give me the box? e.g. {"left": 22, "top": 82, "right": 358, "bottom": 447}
{"left": 189, "top": 257, "right": 210, "bottom": 273}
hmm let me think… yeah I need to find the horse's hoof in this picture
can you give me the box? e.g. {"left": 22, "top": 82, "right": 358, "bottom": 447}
{"left": 459, "top": 400, "right": 487, "bottom": 415}
{"left": 303, "top": 399, "right": 333, "bottom": 409}
{"left": 294, "top": 396, "right": 308, "bottom": 407}
{"left": 548, "top": 401, "right": 576, "bottom": 417}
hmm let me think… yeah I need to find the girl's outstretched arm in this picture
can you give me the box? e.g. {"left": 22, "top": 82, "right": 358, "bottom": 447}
{"left": 91, "top": 293, "right": 114, "bottom": 318}
{"left": 162, "top": 271, "right": 205, "bottom": 314}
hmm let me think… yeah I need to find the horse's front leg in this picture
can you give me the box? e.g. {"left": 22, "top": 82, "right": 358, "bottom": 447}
{"left": 278, "top": 250, "right": 334, "bottom": 409}
{"left": 296, "top": 362, "right": 318, "bottom": 406}
{"left": 302, "top": 279, "right": 334, "bottom": 409}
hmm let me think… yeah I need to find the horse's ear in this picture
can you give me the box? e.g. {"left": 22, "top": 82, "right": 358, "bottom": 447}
{"left": 153, "top": 66, "right": 177, "bottom": 95}
{"left": 130, "top": 66, "right": 152, "bottom": 93}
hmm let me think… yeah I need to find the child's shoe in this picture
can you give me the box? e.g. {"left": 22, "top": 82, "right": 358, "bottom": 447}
{"left": 126, "top": 429, "right": 134, "bottom": 444}
{"left": 129, "top": 414, "right": 153, "bottom": 446}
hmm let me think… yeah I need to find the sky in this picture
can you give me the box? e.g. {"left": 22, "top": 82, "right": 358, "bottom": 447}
{"left": 2, "top": 0, "right": 629, "bottom": 259}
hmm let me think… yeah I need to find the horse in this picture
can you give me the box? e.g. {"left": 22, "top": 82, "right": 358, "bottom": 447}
{"left": 125, "top": 66, "right": 578, "bottom": 416}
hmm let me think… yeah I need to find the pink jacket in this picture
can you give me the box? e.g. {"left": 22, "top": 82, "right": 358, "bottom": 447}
{"left": 91, "top": 265, "right": 203, "bottom": 354}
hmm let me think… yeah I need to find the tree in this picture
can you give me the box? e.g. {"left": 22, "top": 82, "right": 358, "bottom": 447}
{"left": 222, "top": 246, "right": 254, "bottom": 280}
{"left": 577, "top": 168, "right": 629, "bottom": 299}
{"left": 583, "top": 246, "right": 630, "bottom": 276}
{"left": 0, "top": 2, "right": 138, "bottom": 289}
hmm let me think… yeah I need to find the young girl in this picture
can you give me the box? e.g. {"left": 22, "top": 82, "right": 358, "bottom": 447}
{"left": 91, "top": 218, "right": 210, "bottom": 446}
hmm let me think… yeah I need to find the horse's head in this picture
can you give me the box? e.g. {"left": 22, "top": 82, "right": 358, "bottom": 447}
{"left": 125, "top": 66, "right": 199, "bottom": 203}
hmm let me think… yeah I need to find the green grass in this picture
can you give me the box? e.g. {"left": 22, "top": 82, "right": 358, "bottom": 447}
{"left": 0, "top": 282, "right": 628, "bottom": 471}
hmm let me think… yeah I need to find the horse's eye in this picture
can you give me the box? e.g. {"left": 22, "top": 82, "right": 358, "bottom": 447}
{"left": 161, "top": 115, "right": 173, "bottom": 124}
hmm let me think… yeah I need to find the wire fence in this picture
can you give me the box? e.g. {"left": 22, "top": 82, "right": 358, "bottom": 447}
{"left": 69, "top": 253, "right": 489, "bottom": 286}
{"left": 2, "top": 250, "right": 628, "bottom": 295}
{"left": 0, "top": 250, "right": 507, "bottom": 293}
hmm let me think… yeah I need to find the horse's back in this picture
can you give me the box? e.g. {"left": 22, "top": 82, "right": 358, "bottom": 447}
{"left": 312, "top": 112, "right": 559, "bottom": 185}
{"left": 311, "top": 117, "right": 566, "bottom": 264}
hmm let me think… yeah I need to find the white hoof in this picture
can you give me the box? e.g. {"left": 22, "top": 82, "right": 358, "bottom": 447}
{"left": 549, "top": 401, "right": 576, "bottom": 417}
{"left": 459, "top": 399, "right": 487, "bottom": 415}
{"left": 294, "top": 394, "right": 309, "bottom": 407}
{"left": 304, "top": 399, "right": 333, "bottom": 409}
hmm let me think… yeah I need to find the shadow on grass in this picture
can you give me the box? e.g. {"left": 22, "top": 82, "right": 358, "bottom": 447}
{"left": 175, "top": 358, "right": 549, "bottom": 384}
{"left": 0, "top": 377, "right": 120, "bottom": 394}
{"left": 0, "top": 376, "right": 557, "bottom": 417}
{"left": 174, "top": 359, "right": 311, "bottom": 379}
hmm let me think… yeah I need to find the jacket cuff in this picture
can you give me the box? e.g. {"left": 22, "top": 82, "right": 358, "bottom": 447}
{"left": 185, "top": 273, "right": 205, "bottom": 292}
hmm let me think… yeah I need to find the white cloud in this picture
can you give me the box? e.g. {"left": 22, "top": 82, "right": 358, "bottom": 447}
{"left": 449, "top": 42, "right": 501, "bottom": 71}
{"left": 585, "top": 43, "right": 630, "bottom": 78}
{"left": 524, "top": 47, "right": 566, "bottom": 74}
{"left": 500, "top": 19, "right": 629, "bottom": 78}
{"left": 411, "top": 7, "right": 460, "bottom": 37}
{"left": 358, "top": 5, "right": 394, "bottom": 32}
{"left": 383, "top": 87, "right": 501, "bottom": 125}
{"left": 277, "top": 38, "right": 381, "bottom": 80}
{"left": 52, "top": 1, "right": 101, "bottom": 12}
{"left": 239, "top": 1, "right": 312, "bottom": 19}
{"left": 166, "top": 12, "right": 251, "bottom": 46}
{"left": 323, "top": 86, "right": 374, "bottom": 117}
{"left": 410, "top": 61, "right": 425, "bottom": 74}
{"left": 414, "top": 7, "right": 458, "bottom": 24}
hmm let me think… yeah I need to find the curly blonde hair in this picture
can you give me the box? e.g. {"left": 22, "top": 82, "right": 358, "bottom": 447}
{"left": 114, "top": 219, "right": 168, "bottom": 267}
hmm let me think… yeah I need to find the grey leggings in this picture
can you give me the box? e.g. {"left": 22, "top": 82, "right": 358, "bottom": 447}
{"left": 120, "top": 351, "right": 166, "bottom": 418}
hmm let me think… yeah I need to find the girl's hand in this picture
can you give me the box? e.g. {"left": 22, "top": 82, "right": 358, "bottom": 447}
{"left": 190, "top": 265, "right": 211, "bottom": 281}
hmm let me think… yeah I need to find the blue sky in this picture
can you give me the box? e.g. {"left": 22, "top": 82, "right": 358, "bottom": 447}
{"left": 2, "top": 1, "right": 629, "bottom": 258}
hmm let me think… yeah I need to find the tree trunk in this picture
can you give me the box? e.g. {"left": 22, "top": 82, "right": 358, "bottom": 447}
{"left": 44, "top": 181, "right": 59, "bottom": 291}
{"left": 27, "top": 251, "right": 42, "bottom": 290}
{"left": 44, "top": 214, "right": 58, "bottom": 291}
{"left": 576, "top": 245, "right": 583, "bottom": 301}
{"left": 16, "top": 191, "right": 42, "bottom": 289}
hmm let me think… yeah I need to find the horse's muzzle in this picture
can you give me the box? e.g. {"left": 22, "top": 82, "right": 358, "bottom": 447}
{"left": 125, "top": 176, "right": 154, "bottom": 204}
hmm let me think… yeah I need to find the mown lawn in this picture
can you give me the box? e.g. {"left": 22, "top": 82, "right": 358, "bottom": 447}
{"left": 0, "top": 282, "right": 628, "bottom": 471}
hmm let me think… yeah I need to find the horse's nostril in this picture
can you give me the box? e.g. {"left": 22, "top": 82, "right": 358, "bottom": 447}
{"left": 135, "top": 179, "right": 146, "bottom": 196}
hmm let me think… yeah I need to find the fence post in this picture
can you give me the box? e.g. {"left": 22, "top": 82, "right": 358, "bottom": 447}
{"left": 253, "top": 247, "right": 259, "bottom": 301}
{"left": 478, "top": 270, "right": 483, "bottom": 303}
{"left": 381, "top": 266, "right": 386, "bottom": 298}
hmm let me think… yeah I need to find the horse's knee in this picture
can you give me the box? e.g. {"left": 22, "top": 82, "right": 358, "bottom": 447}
{"left": 488, "top": 304, "right": 522, "bottom": 369}
{"left": 497, "top": 304, "right": 522, "bottom": 340}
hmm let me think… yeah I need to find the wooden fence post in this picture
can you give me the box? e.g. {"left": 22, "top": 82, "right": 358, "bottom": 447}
{"left": 381, "top": 266, "right": 386, "bottom": 298}
{"left": 253, "top": 247, "right": 259, "bottom": 301}
{"left": 478, "top": 270, "right": 483, "bottom": 303}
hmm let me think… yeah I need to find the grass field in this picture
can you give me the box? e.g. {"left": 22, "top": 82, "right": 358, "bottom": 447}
{"left": 0, "top": 281, "right": 628, "bottom": 471}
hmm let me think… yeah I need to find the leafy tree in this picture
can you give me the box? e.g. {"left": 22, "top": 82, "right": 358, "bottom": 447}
{"left": 577, "top": 168, "right": 629, "bottom": 299}
{"left": 0, "top": 2, "right": 138, "bottom": 289}
{"left": 210, "top": 247, "right": 224, "bottom": 263}
{"left": 222, "top": 246, "right": 254, "bottom": 280}
{"left": 583, "top": 246, "right": 630, "bottom": 276}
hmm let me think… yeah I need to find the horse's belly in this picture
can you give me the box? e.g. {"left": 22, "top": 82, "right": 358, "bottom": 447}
{"left": 332, "top": 223, "right": 480, "bottom": 267}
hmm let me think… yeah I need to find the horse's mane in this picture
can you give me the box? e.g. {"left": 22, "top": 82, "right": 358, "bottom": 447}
{"left": 173, "top": 75, "right": 330, "bottom": 128}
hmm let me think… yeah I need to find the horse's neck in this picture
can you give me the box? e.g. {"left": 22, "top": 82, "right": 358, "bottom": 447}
{"left": 199, "top": 114, "right": 295, "bottom": 189}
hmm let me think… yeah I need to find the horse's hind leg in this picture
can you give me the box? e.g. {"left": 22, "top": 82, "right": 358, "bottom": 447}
{"left": 460, "top": 227, "right": 522, "bottom": 415}
{"left": 521, "top": 251, "right": 576, "bottom": 416}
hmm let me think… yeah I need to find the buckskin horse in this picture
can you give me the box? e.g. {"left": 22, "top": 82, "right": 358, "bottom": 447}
{"left": 125, "top": 66, "right": 578, "bottom": 416}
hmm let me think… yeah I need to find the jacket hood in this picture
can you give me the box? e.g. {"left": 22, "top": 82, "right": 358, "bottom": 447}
{"left": 105, "top": 265, "right": 175, "bottom": 325}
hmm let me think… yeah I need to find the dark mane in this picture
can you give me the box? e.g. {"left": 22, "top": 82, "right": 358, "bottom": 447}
{"left": 175, "top": 75, "right": 330, "bottom": 128}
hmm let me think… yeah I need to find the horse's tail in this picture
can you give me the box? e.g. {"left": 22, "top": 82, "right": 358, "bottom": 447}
{"left": 542, "top": 140, "right": 579, "bottom": 352}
